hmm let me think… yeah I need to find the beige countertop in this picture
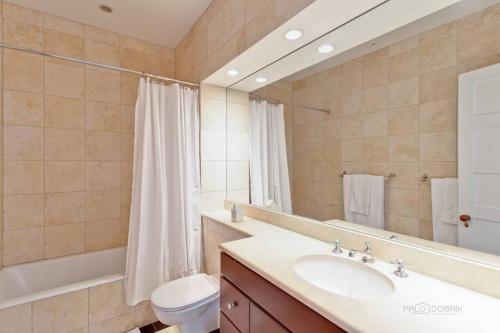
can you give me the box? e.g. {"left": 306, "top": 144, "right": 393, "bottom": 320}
{"left": 203, "top": 209, "right": 500, "bottom": 333}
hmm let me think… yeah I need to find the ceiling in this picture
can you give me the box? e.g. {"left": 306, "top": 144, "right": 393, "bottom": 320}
{"left": 7, "top": 0, "right": 212, "bottom": 48}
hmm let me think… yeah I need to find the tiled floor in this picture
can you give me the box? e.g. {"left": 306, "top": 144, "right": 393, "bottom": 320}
{"left": 139, "top": 321, "right": 220, "bottom": 333}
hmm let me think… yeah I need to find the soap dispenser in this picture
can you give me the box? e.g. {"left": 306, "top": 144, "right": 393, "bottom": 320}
{"left": 231, "top": 204, "right": 243, "bottom": 222}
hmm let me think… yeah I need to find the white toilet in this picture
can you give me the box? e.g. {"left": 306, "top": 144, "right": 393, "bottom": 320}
{"left": 151, "top": 273, "right": 220, "bottom": 333}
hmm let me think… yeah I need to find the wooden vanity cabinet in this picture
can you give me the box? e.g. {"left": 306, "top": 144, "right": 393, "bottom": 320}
{"left": 220, "top": 252, "right": 345, "bottom": 333}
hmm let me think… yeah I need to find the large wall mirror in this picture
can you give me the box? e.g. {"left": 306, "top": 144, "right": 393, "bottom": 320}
{"left": 214, "top": 0, "right": 500, "bottom": 265}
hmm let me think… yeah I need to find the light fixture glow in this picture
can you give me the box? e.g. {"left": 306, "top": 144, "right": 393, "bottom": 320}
{"left": 255, "top": 77, "right": 267, "bottom": 83}
{"left": 227, "top": 69, "right": 239, "bottom": 76}
{"left": 318, "top": 44, "right": 335, "bottom": 54}
{"left": 284, "top": 29, "right": 302, "bottom": 41}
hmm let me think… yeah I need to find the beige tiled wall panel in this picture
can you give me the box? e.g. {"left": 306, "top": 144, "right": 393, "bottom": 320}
{"left": 202, "top": 216, "right": 248, "bottom": 275}
{"left": 0, "top": 280, "right": 158, "bottom": 333}
{"left": 287, "top": 3, "right": 500, "bottom": 240}
{"left": 175, "top": 0, "right": 315, "bottom": 82}
{"left": 1, "top": 2, "right": 175, "bottom": 266}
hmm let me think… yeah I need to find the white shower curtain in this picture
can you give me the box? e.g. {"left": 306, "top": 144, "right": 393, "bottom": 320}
{"left": 249, "top": 100, "right": 292, "bottom": 213}
{"left": 125, "top": 79, "right": 201, "bottom": 306}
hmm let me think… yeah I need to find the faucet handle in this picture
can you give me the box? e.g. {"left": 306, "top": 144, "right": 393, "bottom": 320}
{"left": 332, "top": 239, "right": 343, "bottom": 254}
{"left": 364, "top": 241, "right": 372, "bottom": 252}
{"left": 391, "top": 259, "right": 410, "bottom": 278}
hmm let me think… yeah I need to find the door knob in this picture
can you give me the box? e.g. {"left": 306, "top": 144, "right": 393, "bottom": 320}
{"left": 459, "top": 214, "right": 471, "bottom": 228}
{"left": 227, "top": 301, "right": 238, "bottom": 310}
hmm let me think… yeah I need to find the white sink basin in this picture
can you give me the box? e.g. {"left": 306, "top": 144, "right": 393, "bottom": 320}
{"left": 293, "top": 255, "right": 395, "bottom": 300}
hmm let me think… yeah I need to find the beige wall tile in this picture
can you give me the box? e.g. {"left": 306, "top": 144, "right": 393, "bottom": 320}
{"left": 85, "top": 39, "right": 120, "bottom": 68}
{"left": 44, "top": 29, "right": 84, "bottom": 58}
{"left": 386, "top": 214, "right": 419, "bottom": 237}
{"left": 4, "top": 194, "right": 44, "bottom": 230}
{"left": 388, "top": 162, "right": 419, "bottom": 189}
{"left": 419, "top": 99, "right": 457, "bottom": 132}
{"left": 4, "top": 125, "right": 44, "bottom": 160}
{"left": 4, "top": 90, "right": 44, "bottom": 126}
{"left": 45, "top": 161, "right": 85, "bottom": 193}
{"left": 457, "top": 19, "right": 500, "bottom": 64}
{"left": 86, "top": 131, "right": 121, "bottom": 160}
{"left": 3, "top": 18, "right": 42, "bottom": 49}
{"left": 341, "top": 138, "right": 362, "bottom": 161}
{"left": 388, "top": 77, "right": 419, "bottom": 108}
{"left": 85, "top": 219, "right": 121, "bottom": 251}
{"left": 86, "top": 190, "right": 120, "bottom": 221}
{"left": 388, "top": 105, "right": 418, "bottom": 135}
{"left": 120, "top": 161, "right": 133, "bottom": 190}
{"left": 121, "top": 105, "right": 135, "bottom": 133}
{"left": 362, "top": 111, "right": 387, "bottom": 137}
{"left": 85, "top": 70, "right": 121, "bottom": 103}
{"left": 341, "top": 91, "right": 363, "bottom": 116}
{"left": 32, "top": 290, "right": 88, "bottom": 333}
{"left": 4, "top": 53, "right": 44, "bottom": 93}
{"left": 389, "top": 48, "right": 419, "bottom": 82}
{"left": 89, "top": 280, "right": 131, "bottom": 324}
{"left": 419, "top": 35, "right": 456, "bottom": 74}
{"left": 0, "top": 303, "right": 32, "bottom": 333}
{"left": 45, "top": 62, "right": 85, "bottom": 98}
{"left": 45, "top": 128, "right": 85, "bottom": 160}
{"left": 362, "top": 137, "right": 388, "bottom": 161}
{"left": 120, "top": 76, "right": 140, "bottom": 106}
{"left": 341, "top": 115, "right": 363, "bottom": 139}
{"left": 85, "top": 101, "right": 121, "bottom": 132}
{"left": 227, "top": 161, "right": 249, "bottom": 191}
{"left": 4, "top": 161, "right": 44, "bottom": 195}
{"left": 362, "top": 85, "right": 387, "bottom": 113}
{"left": 387, "top": 188, "right": 419, "bottom": 218}
{"left": 45, "top": 223, "right": 84, "bottom": 258}
{"left": 419, "top": 131, "right": 457, "bottom": 161}
{"left": 119, "top": 35, "right": 149, "bottom": 53}
{"left": 3, "top": 227, "right": 44, "bottom": 265}
{"left": 45, "top": 192, "right": 85, "bottom": 225}
{"left": 86, "top": 161, "right": 120, "bottom": 190}
{"left": 4, "top": 2, "right": 42, "bottom": 25}
{"left": 388, "top": 134, "right": 418, "bottom": 161}
{"left": 120, "top": 133, "right": 134, "bottom": 161}
{"left": 90, "top": 312, "right": 135, "bottom": 333}
{"left": 245, "top": 2, "right": 277, "bottom": 49}
{"left": 201, "top": 161, "right": 226, "bottom": 192}
{"left": 120, "top": 48, "right": 149, "bottom": 73}
{"left": 45, "top": 96, "right": 85, "bottom": 129}
{"left": 44, "top": 14, "right": 84, "bottom": 36}
{"left": 201, "top": 97, "right": 226, "bottom": 130}
{"left": 85, "top": 25, "right": 119, "bottom": 46}
{"left": 419, "top": 66, "right": 457, "bottom": 103}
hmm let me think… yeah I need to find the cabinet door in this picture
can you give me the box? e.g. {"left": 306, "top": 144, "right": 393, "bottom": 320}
{"left": 221, "top": 278, "right": 250, "bottom": 333}
{"left": 221, "top": 312, "right": 241, "bottom": 333}
{"left": 250, "top": 302, "right": 289, "bottom": 333}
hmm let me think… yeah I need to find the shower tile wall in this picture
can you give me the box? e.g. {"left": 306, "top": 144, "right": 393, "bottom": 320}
{"left": 0, "top": 1, "right": 175, "bottom": 266}
{"left": 289, "top": 3, "right": 500, "bottom": 239}
{"left": 175, "top": 0, "right": 315, "bottom": 82}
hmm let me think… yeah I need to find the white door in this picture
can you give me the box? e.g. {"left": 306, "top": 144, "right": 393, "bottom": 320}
{"left": 458, "top": 63, "right": 500, "bottom": 255}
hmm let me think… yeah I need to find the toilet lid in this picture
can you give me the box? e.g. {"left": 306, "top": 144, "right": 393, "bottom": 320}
{"left": 151, "top": 273, "right": 219, "bottom": 311}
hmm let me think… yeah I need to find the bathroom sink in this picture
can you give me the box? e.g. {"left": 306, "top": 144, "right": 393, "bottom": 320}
{"left": 293, "top": 255, "right": 395, "bottom": 300}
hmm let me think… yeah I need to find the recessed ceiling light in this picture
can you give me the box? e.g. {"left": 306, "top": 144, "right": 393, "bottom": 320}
{"left": 317, "top": 44, "right": 335, "bottom": 54}
{"left": 99, "top": 4, "right": 113, "bottom": 13}
{"left": 227, "top": 69, "right": 239, "bottom": 77}
{"left": 284, "top": 29, "right": 302, "bottom": 41}
{"left": 255, "top": 77, "right": 267, "bottom": 83}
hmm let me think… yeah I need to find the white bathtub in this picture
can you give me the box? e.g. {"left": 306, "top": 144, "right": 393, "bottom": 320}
{"left": 0, "top": 247, "right": 126, "bottom": 310}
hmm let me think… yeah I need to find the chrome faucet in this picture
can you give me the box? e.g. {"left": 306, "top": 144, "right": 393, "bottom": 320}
{"left": 391, "top": 259, "right": 409, "bottom": 278}
{"left": 331, "top": 239, "right": 343, "bottom": 254}
{"left": 348, "top": 241, "right": 375, "bottom": 263}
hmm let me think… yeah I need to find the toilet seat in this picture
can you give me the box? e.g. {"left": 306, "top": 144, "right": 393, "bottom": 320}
{"left": 151, "top": 273, "right": 219, "bottom": 312}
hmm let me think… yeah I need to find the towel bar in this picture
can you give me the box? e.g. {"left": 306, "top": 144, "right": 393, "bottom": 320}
{"left": 340, "top": 171, "right": 396, "bottom": 181}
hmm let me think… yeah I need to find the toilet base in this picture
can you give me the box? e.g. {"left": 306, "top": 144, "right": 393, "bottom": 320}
{"left": 155, "top": 298, "right": 220, "bottom": 333}
{"left": 176, "top": 301, "right": 219, "bottom": 333}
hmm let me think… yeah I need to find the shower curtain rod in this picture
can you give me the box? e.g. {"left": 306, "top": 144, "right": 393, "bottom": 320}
{"left": 250, "top": 95, "right": 330, "bottom": 114}
{"left": 0, "top": 43, "right": 200, "bottom": 87}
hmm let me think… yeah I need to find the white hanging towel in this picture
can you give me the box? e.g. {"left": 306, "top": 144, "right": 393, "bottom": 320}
{"left": 431, "top": 178, "right": 458, "bottom": 245}
{"left": 343, "top": 174, "right": 384, "bottom": 229}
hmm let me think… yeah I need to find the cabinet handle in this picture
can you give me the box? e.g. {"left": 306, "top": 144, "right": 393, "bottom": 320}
{"left": 227, "top": 301, "right": 238, "bottom": 310}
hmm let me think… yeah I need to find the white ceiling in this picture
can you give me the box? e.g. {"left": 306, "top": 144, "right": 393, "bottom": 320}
{"left": 7, "top": 0, "right": 212, "bottom": 48}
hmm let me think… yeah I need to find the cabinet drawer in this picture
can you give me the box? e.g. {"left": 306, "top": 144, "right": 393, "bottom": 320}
{"left": 250, "top": 302, "right": 289, "bottom": 333}
{"left": 221, "top": 277, "right": 250, "bottom": 333}
{"left": 221, "top": 312, "right": 241, "bottom": 333}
